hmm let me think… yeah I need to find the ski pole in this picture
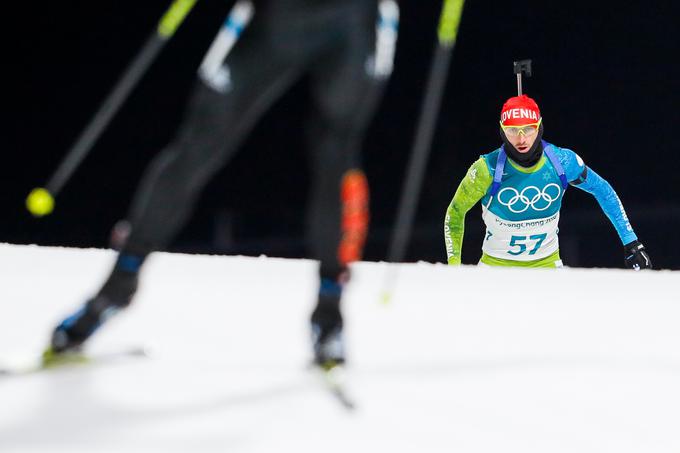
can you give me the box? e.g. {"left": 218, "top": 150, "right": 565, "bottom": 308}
{"left": 26, "top": 0, "right": 199, "bottom": 217}
{"left": 386, "top": 0, "right": 465, "bottom": 265}
{"left": 381, "top": 0, "right": 466, "bottom": 303}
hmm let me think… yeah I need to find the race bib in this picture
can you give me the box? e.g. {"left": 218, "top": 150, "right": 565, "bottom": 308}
{"left": 481, "top": 208, "right": 560, "bottom": 261}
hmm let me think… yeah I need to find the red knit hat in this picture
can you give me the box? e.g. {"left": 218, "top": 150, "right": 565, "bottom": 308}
{"left": 500, "top": 95, "right": 541, "bottom": 126}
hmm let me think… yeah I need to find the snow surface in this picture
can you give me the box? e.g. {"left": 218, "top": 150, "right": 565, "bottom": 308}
{"left": 0, "top": 243, "right": 679, "bottom": 453}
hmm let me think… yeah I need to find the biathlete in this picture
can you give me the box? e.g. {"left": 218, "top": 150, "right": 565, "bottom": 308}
{"left": 444, "top": 94, "right": 651, "bottom": 270}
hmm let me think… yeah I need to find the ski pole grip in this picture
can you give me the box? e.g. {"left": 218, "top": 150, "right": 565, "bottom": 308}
{"left": 158, "top": 0, "right": 199, "bottom": 38}
{"left": 437, "top": 0, "right": 465, "bottom": 47}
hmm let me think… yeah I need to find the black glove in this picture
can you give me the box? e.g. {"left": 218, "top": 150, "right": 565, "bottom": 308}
{"left": 624, "top": 240, "right": 652, "bottom": 270}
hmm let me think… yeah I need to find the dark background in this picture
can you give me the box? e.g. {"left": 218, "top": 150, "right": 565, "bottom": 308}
{"left": 5, "top": 1, "right": 679, "bottom": 269}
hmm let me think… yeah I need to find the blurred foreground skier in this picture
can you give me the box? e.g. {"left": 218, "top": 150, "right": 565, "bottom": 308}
{"left": 444, "top": 94, "right": 652, "bottom": 270}
{"left": 45, "top": 0, "right": 399, "bottom": 370}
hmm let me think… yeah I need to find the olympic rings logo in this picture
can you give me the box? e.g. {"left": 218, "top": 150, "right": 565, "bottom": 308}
{"left": 497, "top": 184, "right": 562, "bottom": 213}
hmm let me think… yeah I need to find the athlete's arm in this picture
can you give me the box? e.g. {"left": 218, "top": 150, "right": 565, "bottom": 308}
{"left": 444, "top": 158, "right": 492, "bottom": 265}
{"left": 560, "top": 148, "right": 650, "bottom": 268}
{"left": 565, "top": 154, "right": 637, "bottom": 246}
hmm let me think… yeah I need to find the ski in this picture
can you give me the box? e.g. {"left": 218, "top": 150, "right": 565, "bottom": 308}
{"left": 0, "top": 346, "right": 150, "bottom": 377}
{"left": 311, "top": 362, "right": 356, "bottom": 411}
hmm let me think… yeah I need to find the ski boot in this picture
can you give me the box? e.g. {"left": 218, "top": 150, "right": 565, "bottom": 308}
{"left": 43, "top": 253, "right": 141, "bottom": 365}
{"left": 311, "top": 277, "right": 345, "bottom": 370}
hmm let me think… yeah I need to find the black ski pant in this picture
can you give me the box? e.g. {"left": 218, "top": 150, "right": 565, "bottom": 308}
{"left": 99, "top": 1, "right": 391, "bottom": 307}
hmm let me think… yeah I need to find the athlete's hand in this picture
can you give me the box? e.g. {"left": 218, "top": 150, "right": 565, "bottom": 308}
{"left": 623, "top": 240, "right": 652, "bottom": 270}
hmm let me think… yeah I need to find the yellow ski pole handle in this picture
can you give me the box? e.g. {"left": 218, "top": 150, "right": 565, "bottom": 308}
{"left": 437, "top": 0, "right": 465, "bottom": 47}
{"left": 158, "top": 0, "right": 199, "bottom": 38}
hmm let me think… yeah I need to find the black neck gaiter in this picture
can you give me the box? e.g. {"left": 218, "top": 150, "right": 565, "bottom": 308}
{"left": 499, "top": 123, "right": 544, "bottom": 168}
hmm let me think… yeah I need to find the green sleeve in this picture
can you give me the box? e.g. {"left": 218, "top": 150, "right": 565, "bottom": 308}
{"left": 444, "top": 158, "right": 492, "bottom": 265}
